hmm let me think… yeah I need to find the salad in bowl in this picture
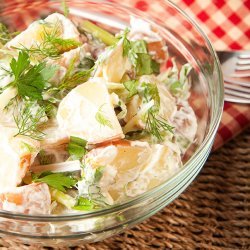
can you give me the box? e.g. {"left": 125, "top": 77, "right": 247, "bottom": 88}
{"left": 0, "top": 12, "right": 197, "bottom": 215}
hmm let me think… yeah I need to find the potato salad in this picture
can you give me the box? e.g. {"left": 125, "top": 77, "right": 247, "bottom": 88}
{"left": 0, "top": 13, "right": 197, "bottom": 214}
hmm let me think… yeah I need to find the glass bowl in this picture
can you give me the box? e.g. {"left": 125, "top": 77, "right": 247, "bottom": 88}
{"left": 0, "top": 0, "right": 223, "bottom": 246}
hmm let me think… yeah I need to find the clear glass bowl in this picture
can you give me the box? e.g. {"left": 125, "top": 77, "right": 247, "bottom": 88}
{"left": 0, "top": 0, "right": 223, "bottom": 246}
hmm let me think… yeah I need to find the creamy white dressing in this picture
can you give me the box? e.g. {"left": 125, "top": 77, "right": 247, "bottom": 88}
{"left": 129, "top": 16, "right": 162, "bottom": 42}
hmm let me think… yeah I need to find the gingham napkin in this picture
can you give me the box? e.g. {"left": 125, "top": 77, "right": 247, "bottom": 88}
{"left": 1, "top": 0, "right": 250, "bottom": 150}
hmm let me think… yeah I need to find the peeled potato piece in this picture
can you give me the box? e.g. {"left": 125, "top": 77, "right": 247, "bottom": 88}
{"left": 80, "top": 140, "right": 181, "bottom": 204}
{"left": 40, "top": 121, "right": 69, "bottom": 148}
{"left": 95, "top": 40, "right": 131, "bottom": 83}
{"left": 0, "top": 87, "right": 17, "bottom": 112}
{"left": 57, "top": 77, "right": 124, "bottom": 144}
{"left": 0, "top": 183, "right": 51, "bottom": 215}
{"left": 157, "top": 81, "right": 177, "bottom": 120}
{"left": 6, "top": 13, "right": 80, "bottom": 51}
{"left": 0, "top": 127, "right": 40, "bottom": 192}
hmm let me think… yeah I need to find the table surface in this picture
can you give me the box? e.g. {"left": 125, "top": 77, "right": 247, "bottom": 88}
{"left": 1, "top": 127, "right": 249, "bottom": 249}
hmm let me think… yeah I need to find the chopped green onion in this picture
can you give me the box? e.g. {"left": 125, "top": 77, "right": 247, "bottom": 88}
{"left": 68, "top": 136, "right": 88, "bottom": 160}
{"left": 81, "top": 21, "right": 118, "bottom": 45}
{"left": 73, "top": 197, "right": 95, "bottom": 211}
{"left": 50, "top": 188, "right": 76, "bottom": 209}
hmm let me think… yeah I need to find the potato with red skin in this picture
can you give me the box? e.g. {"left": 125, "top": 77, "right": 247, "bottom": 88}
{"left": 0, "top": 183, "right": 51, "bottom": 215}
{"left": 147, "top": 40, "right": 167, "bottom": 62}
{"left": 0, "top": 127, "right": 40, "bottom": 192}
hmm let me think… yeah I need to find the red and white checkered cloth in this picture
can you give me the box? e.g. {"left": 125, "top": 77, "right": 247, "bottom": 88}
{"left": 1, "top": 0, "right": 250, "bottom": 150}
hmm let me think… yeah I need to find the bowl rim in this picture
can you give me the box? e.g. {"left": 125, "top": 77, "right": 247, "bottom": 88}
{"left": 0, "top": 0, "right": 224, "bottom": 221}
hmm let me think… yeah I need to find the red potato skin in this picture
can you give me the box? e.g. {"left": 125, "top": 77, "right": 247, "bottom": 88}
{"left": 0, "top": 183, "right": 51, "bottom": 215}
{"left": 95, "top": 139, "right": 131, "bottom": 149}
{"left": 20, "top": 154, "right": 31, "bottom": 170}
{"left": 147, "top": 41, "right": 167, "bottom": 61}
{"left": 0, "top": 193, "right": 23, "bottom": 205}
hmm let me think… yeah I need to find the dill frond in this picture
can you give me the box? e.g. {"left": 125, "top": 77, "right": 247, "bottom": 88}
{"left": 13, "top": 102, "right": 48, "bottom": 140}
{"left": 95, "top": 104, "right": 113, "bottom": 128}
{"left": 145, "top": 109, "right": 174, "bottom": 142}
{"left": 44, "top": 57, "right": 93, "bottom": 104}
{"left": 16, "top": 21, "right": 80, "bottom": 59}
{"left": 58, "top": 56, "right": 93, "bottom": 91}
{"left": 141, "top": 82, "right": 174, "bottom": 141}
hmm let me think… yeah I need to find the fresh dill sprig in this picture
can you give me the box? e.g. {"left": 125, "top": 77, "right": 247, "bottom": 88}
{"left": 95, "top": 104, "right": 113, "bottom": 128}
{"left": 13, "top": 102, "right": 48, "bottom": 140}
{"left": 140, "top": 82, "right": 160, "bottom": 108}
{"left": 58, "top": 68, "right": 93, "bottom": 92}
{"left": 119, "top": 28, "right": 139, "bottom": 67}
{"left": 0, "top": 23, "right": 20, "bottom": 46}
{"left": 141, "top": 82, "right": 174, "bottom": 141}
{"left": 44, "top": 57, "right": 93, "bottom": 103}
{"left": 145, "top": 110, "right": 174, "bottom": 141}
{"left": 15, "top": 22, "right": 80, "bottom": 59}
{"left": 0, "top": 22, "right": 11, "bottom": 46}
{"left": 124, "top": 80, "right": 174, "bottom": 141}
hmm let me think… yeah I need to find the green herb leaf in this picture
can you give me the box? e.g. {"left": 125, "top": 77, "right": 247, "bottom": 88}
{"left": 95, "top": 104, "right": 113, "bottom": 128}
{"left": 169, "top": 81, "right": 182, "bottom": 95}
{"left": 131, "top": 40, "right": 147, "bottom": 54}
{"left": 151, "top": 59, "right": 160, "bottom": 74}
{"left": 9, "top": 51, "right": 57, "bottom": 100}
{"left": 179, "top": 63, "right": 192, "bottom": 84}
{"left": 73, "top": 197, "right": 95, "bottom": 211}
{"left": 41, "top": 64, "right": 58, "bottom": 81}
{"left": 123, "top": 80, "right": 139, "bottom": 98}
{"left": 17, "top": 63, "right": 46, "bottom": 100}
{"left": 121, "top": 29, "right": 131, "bottom": 56}
{"left": 119, "top": 30, "right": 159, "bottom": 76}
{"left": 68, "top": 136, "right": 88, "bottom": 160}
{"left": 33, "top": 172, "right": 77, "bottom": 192}
{"left": 10, "top": 51, "right": 30, "bottom": 78}
{"left": 141, "top": 82, "right": 160, "bottom": 109}
{"left": 119, "top": 29, "right": 137, "bottom": 67}
{"left": 136, "top": 53, "right": 160, "bottom": 76}
{"left": 20, "top": 142, "right": 36, "bottom": 153}
{"left": 94, "top": 166, "right": 105, "bottom": 183}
